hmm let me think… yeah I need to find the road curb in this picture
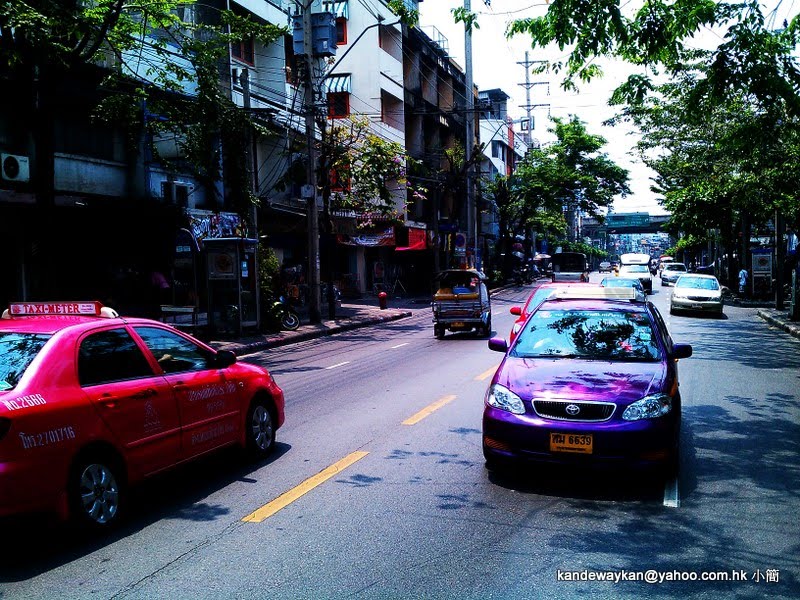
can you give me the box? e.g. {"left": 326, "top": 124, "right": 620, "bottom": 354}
{"left": 210, "top": 310, "right": 413, "bottom": 354}
{"left": 757, "top": 310, "right": 800, "bottom": 341}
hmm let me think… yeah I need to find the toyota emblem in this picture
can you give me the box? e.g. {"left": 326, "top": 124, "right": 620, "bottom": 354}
{"left": 565, "top": 404, "right": 581, "bottom": 416}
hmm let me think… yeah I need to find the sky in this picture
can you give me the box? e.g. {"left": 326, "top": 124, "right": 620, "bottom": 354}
{"left": 417, "top": 0, "right": 799, "bottom": 218}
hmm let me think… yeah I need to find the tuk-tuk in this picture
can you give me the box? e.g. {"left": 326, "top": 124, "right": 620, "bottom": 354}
{"left": 431, "top": 269, "right": 491, "bottom": 339}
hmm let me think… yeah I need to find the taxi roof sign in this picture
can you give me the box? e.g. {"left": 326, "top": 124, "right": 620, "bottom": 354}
{"left": 3, "top": 301, "right": 117, "bottom": 319}
{"left": 548, "top": 288, "right": 640, "bottom": 301}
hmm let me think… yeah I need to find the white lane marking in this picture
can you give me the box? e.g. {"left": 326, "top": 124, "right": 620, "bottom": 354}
{"left": 325, "top": 361, "right": 351, "bottom": 370}
{"left": 663, "top": 476, "right": 680, "bottom": 508}
{"left": 391, "top": 343, "right": 409, "bottom": 349}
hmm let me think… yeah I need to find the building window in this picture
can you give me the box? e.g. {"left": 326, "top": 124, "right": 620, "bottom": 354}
{"left": 336, "top": 17, "right": 347, "bottom": 45}
{"left": 328, "top": 92, "right": 350, "bottom": 118}
{"left": 231, "top": 37, "right": 254, "bottom": 64}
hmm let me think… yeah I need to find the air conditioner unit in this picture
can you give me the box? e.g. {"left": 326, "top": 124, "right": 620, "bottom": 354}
{"left": 161, "top": 181, "right": 192, "bottom": 207}
{"left": 1, "top": 153, "right": 30, "bottom": 183}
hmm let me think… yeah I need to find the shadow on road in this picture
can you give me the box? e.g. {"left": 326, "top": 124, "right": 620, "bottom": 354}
{"left": 0, "top": 443, "right": 292, "bottom": 581}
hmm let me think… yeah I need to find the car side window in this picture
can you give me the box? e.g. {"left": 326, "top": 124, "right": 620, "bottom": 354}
{"left": 79, "top": 329, "right": 154, "bottom": 386}
{"left": 650, "top": 306, "right": 673, "bottom": 350}
{"left": 134, "top": 326, "right": 214, "bottom": 374}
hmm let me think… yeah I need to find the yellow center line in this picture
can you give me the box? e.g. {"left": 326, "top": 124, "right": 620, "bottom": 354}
{"left": 474, "top": 365, "right": 498, "bottom": 381}
{"left": 402, "top": 395, "right": 457, "bottom": 426}
{"left": 241, "top": 451, "right": 369, "bottom": 523}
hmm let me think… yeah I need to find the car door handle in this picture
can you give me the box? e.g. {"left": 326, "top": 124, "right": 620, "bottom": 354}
{"left": 99, "top": 393, "right": 119, "bottom": 409}
{"left": 131, "top": 388, "right": 157, "bottom": 400}
{"left": 172, "top": 382, "right": 188, "bottom": 393}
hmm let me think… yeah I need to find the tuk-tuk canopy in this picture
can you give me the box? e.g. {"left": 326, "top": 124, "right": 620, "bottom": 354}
{"left": 435, "top": 269, "right": 487, "bottom": 281}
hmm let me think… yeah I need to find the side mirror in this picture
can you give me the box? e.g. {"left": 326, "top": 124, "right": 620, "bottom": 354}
{"left": 510, "top": 306, "right": 522, "bottom": 315}
{"left": 671, "top": 343, "right": 692, "bottom": 360}
{"left": 488, "top": 337, "right": 508, "bottom": 353}
{"left": 214, "top": 349, "right": 237, "bottom": 368}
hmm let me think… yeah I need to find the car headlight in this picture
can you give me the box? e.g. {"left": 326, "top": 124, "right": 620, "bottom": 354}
{"left": 622, "top": 393, "right": 672, "bottom": 421}
{"left": 672, "top": 291, "right": 687, "bottom": 299}
{"left": 486, "top": 384, "right": 525, "bottom": 414}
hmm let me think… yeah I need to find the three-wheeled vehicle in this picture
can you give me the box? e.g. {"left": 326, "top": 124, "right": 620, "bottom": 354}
{"left": 431, "top": 269, "right": 492, "bottom": 339}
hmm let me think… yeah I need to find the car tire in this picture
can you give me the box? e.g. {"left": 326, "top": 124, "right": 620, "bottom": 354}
{"left": 435, "top": 326, "right": 445, "bottom": 340}
{"left": 68, "top": 454, "right": 126, "bottom": 530}
{"left": 483, "top": 317, "right": 492, "bottom": 338}
{"left": 245, "top": 399, "right": 276, "bottom": 460}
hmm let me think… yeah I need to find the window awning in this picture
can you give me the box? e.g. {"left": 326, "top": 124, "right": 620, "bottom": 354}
{"left": 325, "top": 74, "right": 351, "bottom": 94}
{"left": 324, "top": 1, "right": 349, "bottom": 19}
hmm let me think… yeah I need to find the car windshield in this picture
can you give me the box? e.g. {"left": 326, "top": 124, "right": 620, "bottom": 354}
{"left": 0, "top": 332, "right": 52, "bottom": 391}
{"left": 622, "top": 265, "right": 649, "bottom": 273}
{"left": 601, "top": 278, "right": 641, "bottom": 288}
{"left": 512, "top": 309, "right": 661, "bottom": 361}
{"left": 665, "top": 264, "right": 687, "bottom": 272}
{"left": 676, "top": 277, "right": 720, "bottom": 290}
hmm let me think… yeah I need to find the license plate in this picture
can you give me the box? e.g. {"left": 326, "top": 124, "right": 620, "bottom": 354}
{"left": 691, "top": 304, "right": 703, "bottom": 310}
{"left": 451, "top": 321, "right": 465, "bottom": 328}
{"left": 550, "top": 432, "right": 593, "bottom": 454}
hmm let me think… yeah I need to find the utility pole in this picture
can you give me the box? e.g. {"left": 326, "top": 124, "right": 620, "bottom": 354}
{"left": 302, "top": 1, "right": 321, "bottom": 323}
{"left": 240, "top": 67, "right": 260, "bottom": 331}
{"left": 517, "top": 52, "right": 549, "bottom": 144}
{"left": 464, "top": 0, "right": 476, "bottom": 269}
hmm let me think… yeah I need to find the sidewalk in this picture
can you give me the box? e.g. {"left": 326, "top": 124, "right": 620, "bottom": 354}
{"left": 207, "top": 283, "right": 519, "bottom": 355}
{"left": 209, "top": 295, "right": 428, "bottom": 355}
{"left": 756, "top": 308, "right": 800, "bottom": 341}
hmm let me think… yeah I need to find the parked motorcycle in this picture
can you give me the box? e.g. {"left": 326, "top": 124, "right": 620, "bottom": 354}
{"left": 262, "top": 295, "right": 300, "bottom": 331}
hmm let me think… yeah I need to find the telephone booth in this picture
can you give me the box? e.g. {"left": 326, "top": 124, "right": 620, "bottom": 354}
{"left": 204, "top": 237, "right": 259, "bottom": 335}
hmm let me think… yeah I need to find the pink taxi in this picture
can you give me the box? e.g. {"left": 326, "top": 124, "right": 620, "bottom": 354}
{"left": 0, "top": 301, "right": 285, "bottom": 529}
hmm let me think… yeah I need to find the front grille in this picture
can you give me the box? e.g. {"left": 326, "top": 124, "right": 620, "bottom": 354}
{"left": 687, "top": 295, "right": 711, "bottom": 302}
{"left": 533, "top": 400, "right": 615, "bottom": 422}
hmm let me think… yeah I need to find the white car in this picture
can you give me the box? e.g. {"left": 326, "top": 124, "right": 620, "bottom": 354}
{"left": 599, "top": 261, "right": 612, "bottom": 273}
{"left": 661, "top": 262, "right": 688, "bottom": 286}
{"left": 670, "top": 274, "right": 724, "bottom": 316}
{"left": 619, "top": 263, "right": 653, "bottom": 293}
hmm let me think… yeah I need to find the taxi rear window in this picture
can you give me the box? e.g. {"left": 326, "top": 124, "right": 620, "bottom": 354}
{"left": 0, "top": 332, "right": 52, "bottom": 391}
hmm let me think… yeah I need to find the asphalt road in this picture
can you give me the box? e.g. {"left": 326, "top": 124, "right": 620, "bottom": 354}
{"left": 2, "top": 275, "right": 798, "bottom": 599}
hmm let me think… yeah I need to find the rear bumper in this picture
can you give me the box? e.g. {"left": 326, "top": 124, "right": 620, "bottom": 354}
{"left": 671, "top": 297, "right": 723, "bottom": 313}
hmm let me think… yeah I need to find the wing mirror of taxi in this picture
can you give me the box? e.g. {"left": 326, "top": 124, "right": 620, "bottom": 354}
{"left": 488, "top": 337, "right": 508, "bottom": 353}
{"left": 510, "top": 306, "right": 522, "bottom": 315}
{"left": 214, "top": 350, "right": 237, "bottom": 368}
{"left": 671, "top": 344, "right": 692, "bottom": 360}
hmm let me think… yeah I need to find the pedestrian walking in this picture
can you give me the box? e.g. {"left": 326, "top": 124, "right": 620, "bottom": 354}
{"left": 738, "top": 266, "right": 748, "bottom": 295}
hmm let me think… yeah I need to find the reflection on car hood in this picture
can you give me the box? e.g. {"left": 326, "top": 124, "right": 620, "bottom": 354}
{"left": 496, "top": 358, "right": 665, "bottom": 403}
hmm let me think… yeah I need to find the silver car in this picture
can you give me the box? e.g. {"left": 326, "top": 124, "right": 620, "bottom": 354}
{"left": 660, "top": 262, "right": 688, "bottom": 286}
{"left": 670, "top": 274, "right": 724, "bottom": 316}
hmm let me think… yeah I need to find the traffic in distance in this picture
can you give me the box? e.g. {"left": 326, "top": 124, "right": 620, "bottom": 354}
{"left": 0, "top": 301, "right": 284, "bottom": 529}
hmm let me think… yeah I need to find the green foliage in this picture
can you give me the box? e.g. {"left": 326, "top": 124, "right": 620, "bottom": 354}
{"left": 258, "top": 242, "right": 281, "bottom": 296}
{"left": 2, "top": 1, "right": 287, "bottom": 220}
{"left": 452, "top": 8, "right": 480, "bottom": 33}
{"left": 556, "top": 240, "right": 608, "bottom": 258}
{"left": 387, "top": 1, "right": 419, "bottom": 26}
{"left": 512, "top": 116, "right": 630, "bottom": 222}
{"left": 314, "top": 116, "right": 426, "bottom": 227}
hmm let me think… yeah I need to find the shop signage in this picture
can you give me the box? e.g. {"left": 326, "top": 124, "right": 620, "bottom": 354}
{"left": 186, "top": 209, "right": 248, "bottom": 245}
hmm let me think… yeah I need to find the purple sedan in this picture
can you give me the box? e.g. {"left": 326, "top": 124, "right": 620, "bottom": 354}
{"left": 483, "top": 289, "right": 692, "bottom": 475}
